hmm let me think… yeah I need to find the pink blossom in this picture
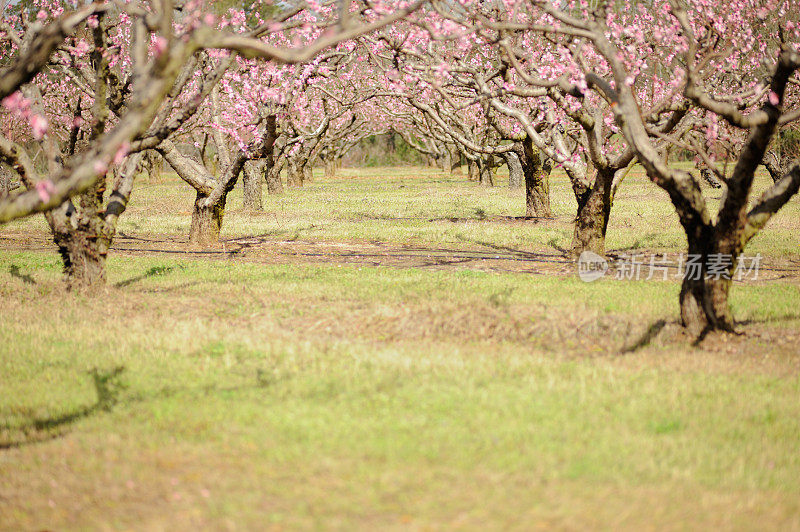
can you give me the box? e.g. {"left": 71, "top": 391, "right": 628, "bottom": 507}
{"left": 152, "top": 36, "right": 168, "bottom": 56}
{"left": 93, "top": 160, "right": 108, "bottom": 175}
{"left": 229, "top": 9, "right": 246, "bottom": 26}
{"left": 2, "top": 92, "right": 29, "bottom": 113}
{"left": 768, "top": 91, "right": 780, "bottom": 106}
{"left": 72, "top": 41, "right": 91, "bottom": 55}
{"left": 30, "top": 115, "right": 49, "bottom": 140}
{"left": 35, "top": 180, "right": 55, "bottom": 203}
{"left": 706, "top": 120, "right": 718, "bottom": 141}
{"left": 37, "top": 10, "right": 47, "bottom": 21}
{"left": 113, "top": 142, "right": 130, "bottom": 165}
{"left": 87, "top": 16, "right": 99, "bottom": 29}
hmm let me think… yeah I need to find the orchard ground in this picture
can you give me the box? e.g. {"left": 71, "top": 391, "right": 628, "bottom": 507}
{"left": 1, "top": 166, "right": 799, "bottom": 529}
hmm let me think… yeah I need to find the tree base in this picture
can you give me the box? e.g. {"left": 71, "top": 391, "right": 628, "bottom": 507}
{"left": 189, "top": 193, "right": 224, "bottom": 247}
{"left": 55, "top": 231, "right": 107, "bottom": 291}
{"left": 570, "top": 177, "right": 612, "bottom": 257}
{"left": 243, "top": 161, "right": 264, "bottom": 210}
{"left": 680, "top": 276, "right": 736, "bottom": 337}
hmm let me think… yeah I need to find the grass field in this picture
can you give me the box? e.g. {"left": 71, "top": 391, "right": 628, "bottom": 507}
{"left": 1, "top": 166, "right": 799, "bottom": 530}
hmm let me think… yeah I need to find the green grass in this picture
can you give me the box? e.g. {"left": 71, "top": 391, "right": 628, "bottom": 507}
{"left": 1, "top": 166, "right": 800, "bottom": 529}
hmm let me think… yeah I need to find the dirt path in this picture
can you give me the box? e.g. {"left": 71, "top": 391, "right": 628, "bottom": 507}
{"left": 2, "top": 230, "right": 800, "bottom": 283}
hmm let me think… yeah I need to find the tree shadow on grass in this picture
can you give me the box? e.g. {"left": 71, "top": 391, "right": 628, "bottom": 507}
{"left": 620, "top": 319, "right": 668, "bottom": 353}
{"left": 9, "top": 265, "right": 36, "bottom": 285}
{"left": 608, "top": 233, "right": 662, "bottom": 254}
{"left": 115, "top": 265, "right": 177, "bottom": 288}
{"left": 0, "top": 367, "right": 126, "bottom": 450}
{"left": 1, "top": 364, "right": 285, "bottom": 450}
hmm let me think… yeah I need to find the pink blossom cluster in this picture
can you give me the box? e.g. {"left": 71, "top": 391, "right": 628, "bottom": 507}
{"left": 2, "top": 92, "right": 48, "bottom": 140}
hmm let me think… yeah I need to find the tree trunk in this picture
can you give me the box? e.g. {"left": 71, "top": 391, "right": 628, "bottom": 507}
{"left": 478, "top": 159, "right": 494, "bottom": 186}
{"left": 439, "top": 150, "right": 451, "bottom": 172}
{"left": 243, "top": 160, "right": 263, "bottom": 210}
{"left": 679, "top": 228, "right": 737, "bottom": 336}
{"left": 571, "top": 168, "right": 614, "bottom": 256}
{"left": 1, "top": 171, "right": 12, "bottom": 198}
{"left": 190, "top": 191, "right": 225, "bottom": 246}
{"left": 467, "top": 159, "right": 478, "bottom": 181}
{"left": 287, "top": 159, "right": 303, "bottom": 187}
{"left": 53, "top": 225, "right": 106, "bottom": 290}
{"left": 451, "top": 159, "right": 462, "bottom": 175}
{"left": 49, "top": 174, "right": 112, "bottom": 290}
{"left": 260, "top": 114, "right": 281, "bottom": 195}
{"left": 525, "top": 170, "right": 550, "bottom": 216}
{"left": 44, "top": 154, "right": 142, "bottom": 291}
{"left": 302, "top": 163, "right": 313, "bottom": 184}
{"left": 142, "top": 151, "right": 162, "bottom": 182}
{"left": 266, "top": 161, "right": 283, "bottom": 195}
{"left": 1, "top": 164, "right": 11, "bottom": 197}
{"left": 518, "top": 143, "right": 552, "bottom": 217}
{"left": 505, "top": 151, "right": 523, "bottom": 188}
{"left": 449, "top": 149, "right": 461, "bottom": 175}
{"left": 324, "top": 159, "right": 337, "bottom": 178}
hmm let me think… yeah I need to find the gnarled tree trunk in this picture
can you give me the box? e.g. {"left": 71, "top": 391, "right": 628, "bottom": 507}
{"left": 324, "top": 159, "right": 337, "bottom": 178}
{"left": 517, "top": 141, "right": 552, "bottom": 217}
{"left": 190, "top": 191, "right": 226, "bottom": 246}
{"left": 48, "top": 169, "right": 108, "bottom": 290}
{"left": 53, "top": 223, "right": 107, "bottom": 290}
{"left": 467, "top": 159, "right": 478, "bottom": 181}
{"left": 1, "top": 163, "right": 17, "bottom": 198}
{"left": 262, "top": 115, "right": 281, "bottom": 195}
{"left": 571, "top": 168, "right": 614, "bottom": 256}
{"left": 54, "top": 154, "right": 143, "bottom": 290}
{"left": 478, "top": 156, "right": 494, "bottom": 186}
{"left": 439, "top": 150, "right": 451, "bottom": 172}
{"left": 449, "top": 148, "right": 461, "bottom": 175}
{"left": 679, "top": 224, "right": 737, "bottom": 336}
{"left": 525, "top": 169, "right": 550, "bottom": 216}
{"left": 287, "top": 159, "right": 303, "bottom": 187}
{"left": 504, "top": 151, "right": 523, "bottom": 188}
{"left": 266, "top": 159, "right": 284, "bottom": 195}
{"left": 142, "top": 151, "right": 163, "bottom": 182}
{"left": 243, "top": 160, "right": 263, "bottom": 210}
